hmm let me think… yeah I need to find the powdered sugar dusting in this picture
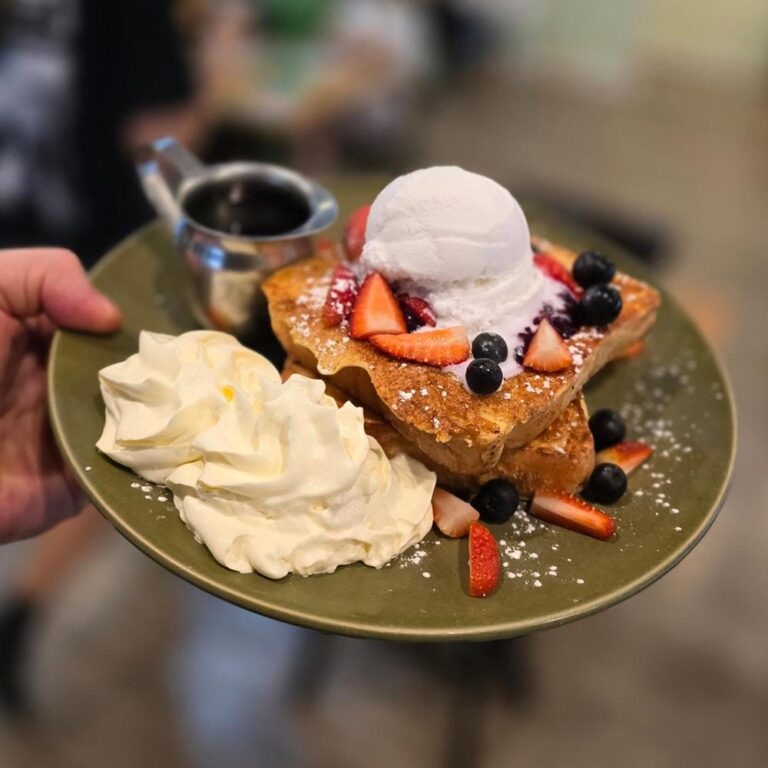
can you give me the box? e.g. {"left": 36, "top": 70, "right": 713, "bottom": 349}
{"left": 391, "top": 346, "right": 715, "bottom": 596}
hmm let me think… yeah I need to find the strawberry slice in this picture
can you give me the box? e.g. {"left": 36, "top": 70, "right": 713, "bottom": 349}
{"left": 523, "top": 318, "right": 572, "bottom": 372}
{"left": 619, "top": 339, "right": 646, "bottom": 359}
{"left": 349, "top": 271, "right": 407, "bottom": 339}
{"left": 322, "top": 265, "right": 358, "bottom": 326}
{"left": 398, "top": 294, "right": 437, "bottom": 329}
{"left": 534, "top": 252, "right": 582, "bottom": 296}
{"left": 315, "top": 237, "right": 340, "bottom": 259}
{"left": 595, "top": 441, "right": 653, "bottom": 475}
{"left": 468, "top": 522, "right": 501, "bottom": 597}
{"left": 433, "top": 488, "right": 479, "bottom": 538}
{"left": 369, "top": 326, "right": 469, "bottom": 366}
{"left": 529, "top": 490, "right": 616, "bottom": 540}
{"left": 343, "top": 204, "right": 371, "bottom": 262}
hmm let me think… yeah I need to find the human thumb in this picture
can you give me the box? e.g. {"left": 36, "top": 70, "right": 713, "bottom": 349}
{"left": 0, "top": 248, "right": 122, "bottom": 332}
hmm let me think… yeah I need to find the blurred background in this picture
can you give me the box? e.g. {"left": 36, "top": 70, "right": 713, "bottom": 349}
{"left": 0, "top": 0, "right": 765, "bottom": 766}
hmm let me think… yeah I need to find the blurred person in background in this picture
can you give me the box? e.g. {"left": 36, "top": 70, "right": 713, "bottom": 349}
{"left": 284, "top": 0, "right": 434, "bottom": 171}
{"left": 0, "top": 0, "right": 203, "bottom": 265}
{"left": 204, "top": 0, "right": 437, "bottom": 173}
{"left": 233, "top": 0, "right": 497, "bottom": 173}
{"left": 0, "top": 0, "right": 201, "bottom": 715}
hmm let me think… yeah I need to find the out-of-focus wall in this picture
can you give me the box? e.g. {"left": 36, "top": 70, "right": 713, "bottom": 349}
{"left": 636, "top": 0, "right": 768, "bottom": 89}
{"left": 493, "top": 0, "right": 768, "bottom": 93}
{"left": 515, "top": 0, "right": 642, "bottom": 89}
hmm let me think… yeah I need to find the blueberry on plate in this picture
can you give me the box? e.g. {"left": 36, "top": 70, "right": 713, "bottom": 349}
{"left": 573, "top": 250, "right": 616, "bottom": 288}
{"left": 471, "top": 479, "right": 519, "bottom": 523}
{"left": 471, "top": 333, "right": 508, "bottom": 363}
{"left": 579, "top": 284, "right": 622, "bottom": 326}
{"left": 587, "top": 463, "right": 627, "bottom": 504}
{"left": 588, "top": 409, "right": 626, "bottom": 451}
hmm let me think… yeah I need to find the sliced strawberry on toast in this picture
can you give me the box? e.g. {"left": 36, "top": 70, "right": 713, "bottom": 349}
{"left": 349, "top": 271, "right": 407, "bottom": 339}
{"left": 534, "top": 252, "right": 582, "bottom": 296}
{"left": 322, "top": 265, "right": 358, "bottom": 326}
{"left": 433, "top": 488, "right": 479, "bottom": 538}
{"left": 369, "top": 326, "right": 470, "bottom": 366}
{"left": 531, "top": 237, "right": 577, "bottom": 268}
{"left": 596, "top": 441, "right": 653, "bottom": 475}
{"left": 468, "top": 522, "right": 501, "bottom": 597}
{"left": 315, "top": 237, "right": 341, "bottom": 259}
{"left": 523, "top": 318, "right": 572, "bottom": 372}
{"left": 343, "top": 204, "right": 371, "bottom": 262}
{"left": 618, "top": 339, "right": 646, "bottom": 359}
{"left": 529, "top": 490, "right": 616, "bottom": 540}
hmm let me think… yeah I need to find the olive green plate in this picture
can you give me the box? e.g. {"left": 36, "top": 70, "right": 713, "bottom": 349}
{"left": 48, "top": 215, "right": 735, "bottom": 642}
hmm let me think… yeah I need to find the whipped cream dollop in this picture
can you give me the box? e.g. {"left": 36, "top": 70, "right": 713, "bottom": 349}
{"left": 97, "top": 331, "right": 435, "bottom": 579}
{"left": 358, "top": 166, "right": 568, "bottom": 378}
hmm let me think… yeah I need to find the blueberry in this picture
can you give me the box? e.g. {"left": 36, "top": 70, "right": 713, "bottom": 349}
{"left": 587, "top": 463, "right": 627, "bottom": 504}
{"left": 573, "top": 251, "right": 616, "bottom": 288}
{"left": 471, "top": 479, "right": 519, "bottom": 523}
{"left": 588, "top": 409, "right": 626, "bottom": 450}
{"left": 472, "top": 333, "right": 508, "bottom": 363}
{"left": 579, "top": 284, "right": 622, "bottom": 326}
{"left": 466, "top": 358, "right": 503, "bottom": 395}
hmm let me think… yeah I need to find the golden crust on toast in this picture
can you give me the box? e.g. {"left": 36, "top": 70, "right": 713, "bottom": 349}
{"left": 283, "top": 359, "right": 595, "bottom": 497}
{"left": 264, "top": 240, "right": 658, "bottom": 474}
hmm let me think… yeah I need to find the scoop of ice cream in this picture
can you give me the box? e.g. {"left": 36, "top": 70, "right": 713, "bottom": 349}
{"left": 359, "top": 166, "right": 535, "bottom": 286}
{"left": 358, "top": 166, "right": 570, "bottom": 382}
{"left": 97, "top": 330, "right": 435, "bottom": 579}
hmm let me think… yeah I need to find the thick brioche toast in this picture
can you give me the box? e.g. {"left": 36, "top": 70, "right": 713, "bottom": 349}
{"left": 283, "top": 359, "right": 595, "bottom": 496}
{"left": 264, "top": 240, "right": 658, "bottom": 474}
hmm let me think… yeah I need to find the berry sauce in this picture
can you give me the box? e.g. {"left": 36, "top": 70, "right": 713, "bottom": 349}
{"left": 442, "top": 275, "right": 575, "bottom": 385}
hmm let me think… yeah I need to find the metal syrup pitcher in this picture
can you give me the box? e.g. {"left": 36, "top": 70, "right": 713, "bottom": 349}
{"left": 136, "top": 137, "right": 337, "bottom": 339}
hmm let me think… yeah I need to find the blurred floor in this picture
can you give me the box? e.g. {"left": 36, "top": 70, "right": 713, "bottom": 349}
{"left": 1, "top": 71, "right": 766, "bottom": 767}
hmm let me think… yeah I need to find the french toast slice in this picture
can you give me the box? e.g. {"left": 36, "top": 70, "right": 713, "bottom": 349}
{"left": 263, "top": 240, "right": 659, "bottom": 474}
{"left": 282, "top": 359, "right": 595, "bottom": 496}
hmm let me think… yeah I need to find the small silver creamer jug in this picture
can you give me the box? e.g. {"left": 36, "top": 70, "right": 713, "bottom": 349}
{"left": 136, "top": 137, "right": 337, "bottom": 339}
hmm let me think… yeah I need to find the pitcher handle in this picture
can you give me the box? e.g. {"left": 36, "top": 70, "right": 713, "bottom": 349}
{"left": 135, "top": 137, "right": 206, "bottom": 232}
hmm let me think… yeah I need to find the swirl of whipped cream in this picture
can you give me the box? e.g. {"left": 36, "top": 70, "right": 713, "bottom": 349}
{"left": 97, "top": 330, "right": 279, "bottom": 483}
{"left": 97, "top": 331, "right": 435, "bottom": 579}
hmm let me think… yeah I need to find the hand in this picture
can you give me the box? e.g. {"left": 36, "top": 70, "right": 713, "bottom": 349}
{"left": 0, "top": 249, "right": 122, "bottom": 543}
